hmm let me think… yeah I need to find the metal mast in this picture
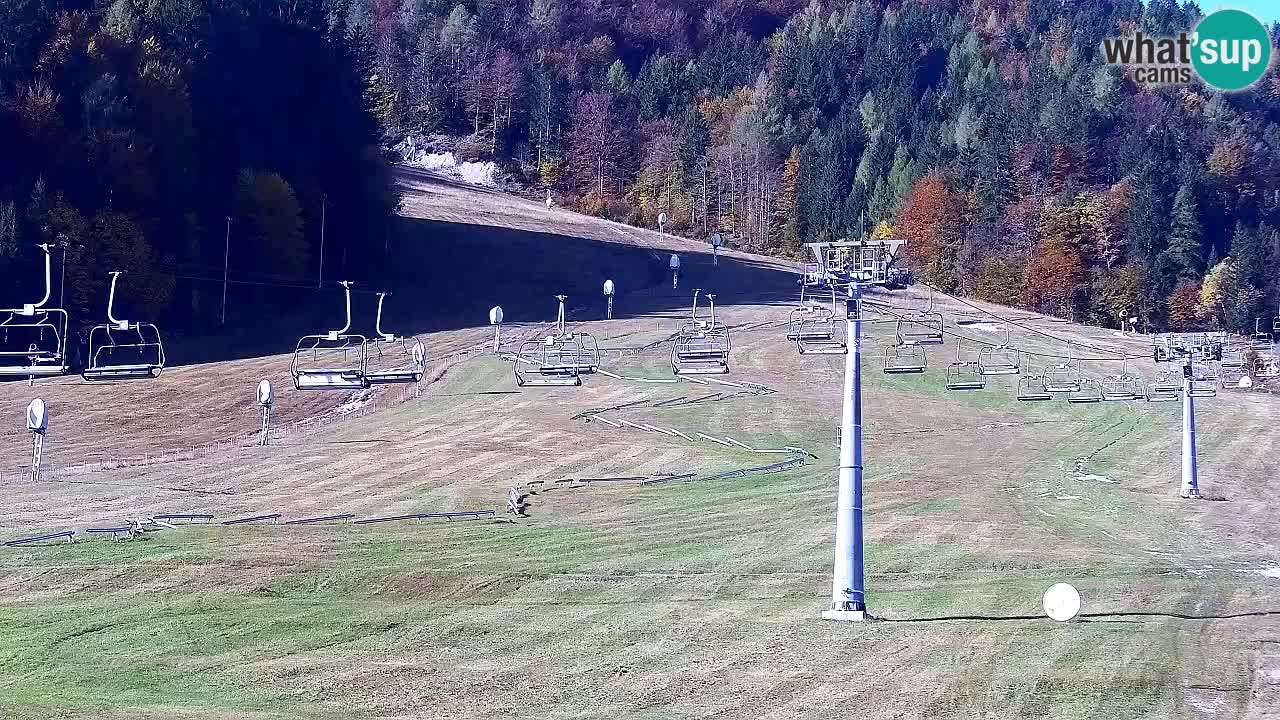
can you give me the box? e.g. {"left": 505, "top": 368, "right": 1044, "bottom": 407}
{"left": 823, "top": 281, "right": 867, "bottom": 621}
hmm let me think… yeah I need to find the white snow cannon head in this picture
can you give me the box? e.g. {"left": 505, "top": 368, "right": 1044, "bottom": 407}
{"left": 26, "top": 398, "right": 48, "bottom": 434}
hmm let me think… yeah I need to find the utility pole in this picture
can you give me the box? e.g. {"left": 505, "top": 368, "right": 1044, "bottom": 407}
{"left": 318, "top": 194, "right": 326, "bottom": 289}
{"left": 221, "top": 216, "right": 230, "bottom": 326}
{"left": 823, "top": 281, "right": 867, "bottom": 622}
{"left": 1181, "top": 360, "right": 1200, "bottom": 499}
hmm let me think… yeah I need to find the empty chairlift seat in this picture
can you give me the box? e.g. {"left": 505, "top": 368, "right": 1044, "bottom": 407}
{"left": 977, "top": 324, "right": 1020, "bottom": 376}
{"left": 884, "top": 323, "right": 927, "bottom": 374}
{"left": 795, "top": 289, "right": 847, "bottom": 355}
{"left": 512, "top": 295, "right": 598, "bottom": 387}
{"left": 82, "top": 272, "right": 166, "bottom": 381}
{"left": 1066, "top": 378, "right": 1103, "bottom": 403}
{"left": 1146, "top": 366, "right": 1181, "bottom": 402}
{"left": 944, "top": 341, "right": 985, "bottom": 391}
{"left": 0, "top": 243, "right": 69, "bottom": 380}
{"left": 1017, "top": 371, "right": 1053, "bottom": 402}
{"left": 1099, "top": 358, "right": 1143, "bottom": 401}
{"left": 671, "top": 291, "right": 731, "bottom": 376}
{"left": 291, "top": 281, "right": 369, "bottom": 391}
{"left": 364, "top": 292, "right": 426, "bottom": 385}
{"left": 515, "top": 335, "right": 583, "bottom": 387}
{"left": 1043, "top": 343, "right": 1082, "bottom": 394}
{"left": 1188, "top": 363, "right": 1218, "bottom": 398}
{"left": 897, "top": 289, "right": 945, "bottom": 345}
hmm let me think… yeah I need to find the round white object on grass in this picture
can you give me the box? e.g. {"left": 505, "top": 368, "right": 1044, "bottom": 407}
{"left": 1043, "top": 583, "right": 1081, "bottom": 622}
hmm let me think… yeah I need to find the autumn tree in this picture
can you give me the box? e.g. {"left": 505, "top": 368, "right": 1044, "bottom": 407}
{"left": 898, "top": 173, "right": 967, "bottom": 291}
{"left": 566, "top": 93, "right": 627, "bottom": 199}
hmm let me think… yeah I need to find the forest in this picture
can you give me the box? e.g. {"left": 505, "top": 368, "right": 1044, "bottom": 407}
{"left": 0, "top": 0, "right": 395, "bottom": 339}
{"left": 2, "top": 0, "right": 1279, "bottom": 339}
{"left": 371, "top": 0, "right": 1280, "bottom": 334}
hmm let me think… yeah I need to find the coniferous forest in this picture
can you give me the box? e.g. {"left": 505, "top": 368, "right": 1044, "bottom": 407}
{"left": 0, "top": 0, "right": 396, "bottom": 339}
{"left": 3, "top": 0, "right": 1280, "bottom": 338}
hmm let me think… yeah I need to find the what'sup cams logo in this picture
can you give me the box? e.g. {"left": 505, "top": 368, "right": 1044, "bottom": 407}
{"left": 1102, "top": 9, "right": 1274, "bottom": 91}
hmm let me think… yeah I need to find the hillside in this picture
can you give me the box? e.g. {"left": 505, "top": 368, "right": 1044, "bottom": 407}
{"left": 0, "top": 178, "right": 1278, "bottom": 719}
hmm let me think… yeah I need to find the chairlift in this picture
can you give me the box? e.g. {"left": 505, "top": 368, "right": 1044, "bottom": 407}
{"left": 1066, "top": 378, "right": 1102, "bottom": 404}
{"left": 671, "top": 290, "right": 731, "bottom": 375}
{"left": 513, "top": 295, "right": 597, "bottom": 387}
{"left": 0, "top": 244, "right": 69, "bottom": 381}
{"left": 795, "top": 288, "right": 847, "bottom": 355}
{"left": 551, "top": 294, "right": 600, "bottom": 374}
{"left": 944, "top": 340, "right": 985, "bottom": 390}
{"left": 514, "top": 335, "right": 582, "bottom": 387}
{"left": 977, "top": 323, "right": 1020, "bottom": 376}
{"left": 1043, "top": 342, "right": 1082, "bottom": 393}
{"left": 1145, "top": 364, "right": 1181, "bottom": 402}
{"left": 898, "top": 288, "right": 944, "bottom": 345}
{"left": 1099, "top": 357, "right": 1143, "bottom": 401}
{"left": 81, "top": 272, "right": 165, "bottom": 381}
{"left": 1016, "top": 360, "right": 1053, "bottom": 401}
{"left": 1257, "top": 347, "right": 1279, "bottom": 379}
{"left": 1220, "top": 336, "right": 1245, "bottom": 369}
{"left": 883, "top": 322, "right": 927, "bottom": 374}
{"left": 365, "top": 292, "right": 426, "bottom": 385}
{"left": 1252, "top": 318, "right": 1272, "bottom": 351}
{"left": 1188, "top": 362, "right": 1218, "bottom": 398}
{"left": 290, "top": 281, "right": 369, "bottom": 391}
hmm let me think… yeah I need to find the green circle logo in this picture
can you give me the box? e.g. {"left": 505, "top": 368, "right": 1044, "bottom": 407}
{"left": 1191, "top": 9, "right": 1273, "bottom": 91}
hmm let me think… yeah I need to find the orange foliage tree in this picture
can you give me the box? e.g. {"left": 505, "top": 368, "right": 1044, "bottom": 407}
{"left": 1166, "top": 281, "right": 1202, "bottom": 331}
{"left": 897, "top": 172, "right": 967, "bottom": 291}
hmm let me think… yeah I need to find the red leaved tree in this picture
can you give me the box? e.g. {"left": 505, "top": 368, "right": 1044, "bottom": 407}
{"left": 1022, "top": 237, "right": 1086, "bottom": 318}
{"left": 1166, "top": 281, "right": 1202, "bottom": 331}
{"left": 897, "top": 172, "right": 966, "bottom": 291}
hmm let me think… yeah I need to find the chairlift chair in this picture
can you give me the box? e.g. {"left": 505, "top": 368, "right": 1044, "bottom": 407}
{"left": 514, "top": 335, "right": 582, "bottom": 387}
{"left": 977, "top": 323, "right": 1020, "bottom": 376}
{"left": 1145, "top": 365, "right": 1182, "bottom": 402}
{"left": 553, "top": 294, "right": 601, "bottom": 374}
{"left": 883, "top": 322, "right": 927, "bottom": 374}
{"left": 364, "top": 292, "right": 426, "bottom": 385}
{"left": 795, "top": 288, "right": 847, "bottom": 355}
{"left": 1043, "top": 343, "right": 1082, "bottom": 393}
{"left": 81, "top": 272, "right": 166, "bottom": 381}
{"left": 1066, "top": 378, "right": 1103, "bottom": 403}
{"left": 513, "top": 295, "right": 597, "bottom": 387}
{"left": 1099, "top": 358, "right": 1143, "bottom": 401}
{"left": 671, "top": 290, "right": 731, "bottom": 375}
{"left": 944, "top": 341, "right": 985, "bottom": 390}
{"left": 1252, "top": 319, "right": 1272, "bottom": 351}
{"left": 290, "top": 281, "right": 369, "bottom": 391}
{"left": 0, "top": 244, "right": 69, "bottom": 380}
{"left": 1016, "top": 360, "right": 1053, "bottom": 401}
{"left": 898, "top": 289, "right": 944, "bottom": 345}
{"left": 1256, "top": 355, "right": 1278, "bottom": 379}
{"left": 1188, "top": 362, "right": 1218, "bottom": 398}
{"left": 1220, "top": 336, "right": 1245, "bottom": 369}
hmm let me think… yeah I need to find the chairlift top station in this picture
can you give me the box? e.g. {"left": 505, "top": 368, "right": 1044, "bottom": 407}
{"left": 803, "top": 238, "right": 910, "bottom": 289}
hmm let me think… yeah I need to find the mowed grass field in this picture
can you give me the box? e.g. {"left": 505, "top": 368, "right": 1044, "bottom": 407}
{"left": 1, "top": 289, "right": 1278, "bottom": 720}
{"left": 1, "top": 174, "right": 1277, "bottom": 718}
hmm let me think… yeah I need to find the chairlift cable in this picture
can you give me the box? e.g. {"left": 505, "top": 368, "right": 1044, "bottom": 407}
{"left": 906, "top": 278, "right": 1133, "bottom": 359}
{"left": 866, "top": 304, "right": 1146, "bottom": 362}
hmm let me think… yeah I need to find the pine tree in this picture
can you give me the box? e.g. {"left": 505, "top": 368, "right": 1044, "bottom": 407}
{"left": 1167, "top": 183, "right": 1204, "bottom": 281}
